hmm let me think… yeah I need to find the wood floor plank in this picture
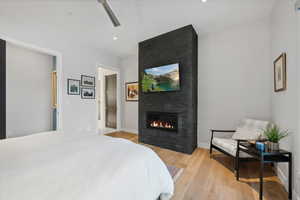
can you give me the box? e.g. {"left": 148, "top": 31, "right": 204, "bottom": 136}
{"left": 106, "top": 132, "right": 288, "bottom": 200}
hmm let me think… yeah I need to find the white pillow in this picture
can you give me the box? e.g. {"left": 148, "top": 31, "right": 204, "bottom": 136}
{"left": 232, "top": 119, "right": 269, "bottom": 140}
{"left": 242, "top": 119, "right": 269, "bottom": 130}
{"left": 232, "top": 127, "right": 262, "bottom": 140}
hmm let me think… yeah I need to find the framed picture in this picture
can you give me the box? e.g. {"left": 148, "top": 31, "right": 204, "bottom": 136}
{"left": 67, "top": 79, "right": 80, "bottom": 95}
{"left": 81, "top": 75, "right": 95, "bottom": 87}
{"left": 274, "top": 53, "right": 287, "bottom": 92}
{"left": 81, "top": 87, "right": 95, "bottom": 99}
{"left": 126, "top": 82, "right": 139, "bottom": 101}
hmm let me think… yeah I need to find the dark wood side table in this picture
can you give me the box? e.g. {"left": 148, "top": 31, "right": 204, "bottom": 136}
{"left": 236, "top": 141, "right": 292, "bottom": 200}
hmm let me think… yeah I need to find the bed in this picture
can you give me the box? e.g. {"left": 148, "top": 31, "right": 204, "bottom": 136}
{"left": 0, "top": 131, "right": 174, "bottom": 200}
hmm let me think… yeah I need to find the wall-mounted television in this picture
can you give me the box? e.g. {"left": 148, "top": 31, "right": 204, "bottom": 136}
{"left": 142, "top": 63, "right": 180, "bottom": 93}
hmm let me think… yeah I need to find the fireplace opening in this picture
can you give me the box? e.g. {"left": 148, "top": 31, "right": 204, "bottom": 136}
{"left": 146, "top": 112, "right": 178, "bottom": 132}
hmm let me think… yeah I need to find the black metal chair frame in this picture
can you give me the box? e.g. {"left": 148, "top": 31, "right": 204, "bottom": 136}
{"left": 209, "top": 129, "right": 255, "bottom": 171}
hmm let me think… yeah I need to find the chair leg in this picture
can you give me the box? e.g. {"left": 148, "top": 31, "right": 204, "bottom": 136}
{"left": 209, "top": 146, "right": 213, "bottom": 158}
{"left": 235, "top": 156, "right": 240, "bottom": 180}
{"left": 234, "top": 158, "right": 236, "bottom": 170}
{"left": 234, "top": 158, "right": 238, "bottom": 176}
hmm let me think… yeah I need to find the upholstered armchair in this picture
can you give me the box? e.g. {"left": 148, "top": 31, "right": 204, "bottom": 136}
{"left": 210, "top": 119, "right": 270, "bottom": 170}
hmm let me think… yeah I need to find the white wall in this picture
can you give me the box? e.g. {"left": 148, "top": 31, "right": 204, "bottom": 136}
{"left": 0, "top": 8, "right": 120, "bottom": 135}
{"left": 61, "top": 47, "right": 119, "bottom": 135}
{"left": 270, "top": 1, "right": 299, "bottom": 198}
{"left": 120, "top": 19, "right": 272, "bottom": 142}
{"left": 198, "top": 19, "right": 271, "bottom": 147}
{"left": 6, "top": 43, "right": 53, "bottom": 138}
{"left": 120, "top": 54, "right": 139, "bottom": 134}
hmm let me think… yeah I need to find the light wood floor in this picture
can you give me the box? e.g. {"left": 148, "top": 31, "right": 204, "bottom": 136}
{"left": 106, "top": 132, "right": 288, "bottom": 200}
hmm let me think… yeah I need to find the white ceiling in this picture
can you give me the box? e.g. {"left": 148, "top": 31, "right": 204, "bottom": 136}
{"left": 0, "top": 0, "right": 276, "bottom": 58}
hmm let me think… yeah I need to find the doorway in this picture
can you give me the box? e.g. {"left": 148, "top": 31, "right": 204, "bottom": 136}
{"left": 0, "top": 38, "right": 61, "bottom": 139}
{"left": 97, "top": 67, "right": 119, "bottom": 134}
{"left": 0, "top": 35, "right": 63, "bottom": 140}
{"left": 105, "top": 74, "right": 117, "bottom": 129}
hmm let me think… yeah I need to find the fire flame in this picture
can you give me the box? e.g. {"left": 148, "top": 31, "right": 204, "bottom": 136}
{"left": 150, "top": 120, "right": 174, "bottom": 129}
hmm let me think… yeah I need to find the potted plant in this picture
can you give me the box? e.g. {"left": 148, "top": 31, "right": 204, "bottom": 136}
{"left": 263, "top": 125, "right": 289, "bottom": 151}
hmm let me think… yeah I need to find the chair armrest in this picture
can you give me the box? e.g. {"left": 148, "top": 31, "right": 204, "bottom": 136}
{"left": 210, "top": 129, "right": 236, "bottom": 133}
{"left": 210, "top": 129, "right": 236, "bottom": 147}
{"left": 234, "top": 139, "right": 249, "bottom": 142}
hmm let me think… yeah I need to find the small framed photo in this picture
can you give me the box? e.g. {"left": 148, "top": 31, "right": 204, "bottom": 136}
{"left": 274, "top": 53, "right": 287, "bottom": 92}
{"left": 81, "top": 87, "right": 95, "bottom": 99}
{"left": 67, "top": 79, "right": 80, "bottom": 95}
{"left": 81, "top": 75, "right": 95, "bottom": 87}
{"left": 125, "top": 82, "right": 139, "bottom": 101}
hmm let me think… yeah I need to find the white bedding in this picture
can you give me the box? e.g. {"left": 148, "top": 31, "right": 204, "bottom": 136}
{"left": 0, "top": 132, "right": 174, "bottom": 200}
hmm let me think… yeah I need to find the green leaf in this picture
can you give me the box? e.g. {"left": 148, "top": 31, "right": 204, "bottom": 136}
{"left": 263, "top": 124, "right": 289, "bottom": 143}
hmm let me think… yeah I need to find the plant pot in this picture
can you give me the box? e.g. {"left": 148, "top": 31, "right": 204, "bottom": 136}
{"left": 267, "top": 142, "right": 279, "bottom": 151}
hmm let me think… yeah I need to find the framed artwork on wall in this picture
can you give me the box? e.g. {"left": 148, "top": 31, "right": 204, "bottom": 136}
{"left": 274, "top": 53, "right": 287, "bottom": 92}
{"left": 81, "top": 87, "right": 95, "bottom": 99}
{"left": 81, "top": 75, "right": 95, "bottom": 87}
{"left": 125, "top": 82, "right": 139, "bottom": 101}
{"left": 67, "top": 79, "right": 80, "bottom": 95}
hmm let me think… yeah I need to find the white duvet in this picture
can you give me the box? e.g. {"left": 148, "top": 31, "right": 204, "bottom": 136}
{"left": 0, "top": 132, "right": 174, "bottom": 200}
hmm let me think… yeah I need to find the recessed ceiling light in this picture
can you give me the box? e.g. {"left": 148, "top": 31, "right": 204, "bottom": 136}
{"left": 202, "top": 0, "right": 207, "bottom": 2}
{"left": 113, "top": 36, "right": 118, "bottom": 41}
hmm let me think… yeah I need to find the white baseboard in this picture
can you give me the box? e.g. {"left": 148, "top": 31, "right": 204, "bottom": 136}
{"left": 277, "top": 166, "right": 300, "bottom": 200}
{"left": 295, "top": 190, "right": 300, "bottom": 200}
{"left": 198, "top": 142, "right": 210, "bottom": 149}
{"left": 121, "top": 128, "right": 138, "bottom": 134}
{"left": 277, "top": 166, "right": 288, "bottom": 191}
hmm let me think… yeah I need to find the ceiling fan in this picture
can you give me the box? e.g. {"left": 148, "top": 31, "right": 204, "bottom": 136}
{"left": 97, "top": 0, "right": 121, "bottom": 27}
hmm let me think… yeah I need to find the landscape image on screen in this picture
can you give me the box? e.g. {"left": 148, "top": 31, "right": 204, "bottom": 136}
{"left": 142, "top": 63, "right": 180, "bottom": 92}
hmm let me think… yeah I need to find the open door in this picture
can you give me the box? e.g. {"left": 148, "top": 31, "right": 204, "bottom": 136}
{"left": 105, "top": 74, "right": 117, "bottom": 129}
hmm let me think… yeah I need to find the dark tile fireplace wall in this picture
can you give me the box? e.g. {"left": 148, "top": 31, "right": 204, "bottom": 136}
{"left": 138, "top": 25, "right": 198, "bottom": 154}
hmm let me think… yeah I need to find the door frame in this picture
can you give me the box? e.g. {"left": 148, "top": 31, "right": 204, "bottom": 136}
{"left": 97, "top": 64, "right": 121, "bottom": 133}
{"left": 0, "top": 34, "right": 63, "bottom": 131}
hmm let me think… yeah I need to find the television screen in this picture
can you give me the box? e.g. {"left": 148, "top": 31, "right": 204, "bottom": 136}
{"left": 142, "top": 63, "right": 180, "bottom": 92}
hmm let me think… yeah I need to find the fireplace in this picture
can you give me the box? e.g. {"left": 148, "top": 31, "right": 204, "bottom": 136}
{"left": 146, "top": 112, "right": 178, "bottom": 132}
{"left": 139, "top": 25, "right": 198, "bottom": 154}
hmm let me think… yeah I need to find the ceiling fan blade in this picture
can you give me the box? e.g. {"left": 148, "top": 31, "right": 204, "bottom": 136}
{"left": 98, "top": 0, "right": 121, "bottom": 27}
